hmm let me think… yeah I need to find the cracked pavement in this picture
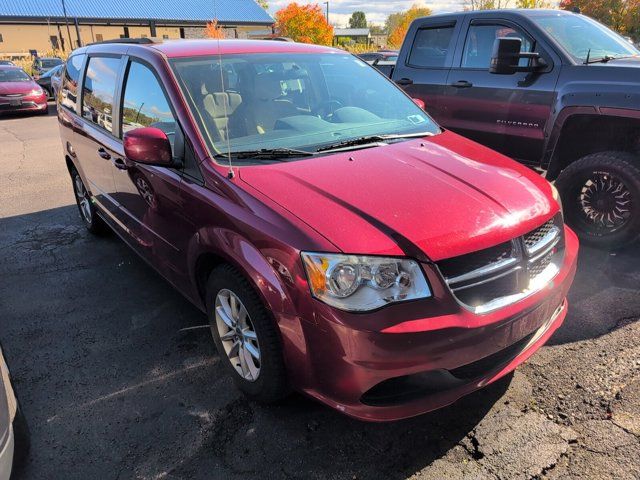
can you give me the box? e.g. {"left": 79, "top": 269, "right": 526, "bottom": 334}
{"left": 1, "top": 109, "right": 639, "bottom": 479}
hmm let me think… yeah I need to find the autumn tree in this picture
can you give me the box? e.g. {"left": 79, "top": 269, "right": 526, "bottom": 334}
{"left": 516, "top": 0, "right": 551, "bottom": 7}
{"left": 465, "top": 0, "right": 512, "bottom": 10}
{"left": 275, "top": 3, "right": 333, "bottom": 45}
{"left": 349, "top": 11, "right": 367, "bottom": 29}
{"left": 387, "top": 5, "right": 432, "bottom": 48}
{"left": 204, "top": 20, "right": 225, "bottom": 39}
{"left": 560, "top": 0, "right": 640, "bottom": 38}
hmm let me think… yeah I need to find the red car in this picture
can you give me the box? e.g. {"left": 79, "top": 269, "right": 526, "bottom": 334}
{"left": 0, "top": 66, "right": 48, "bottom": 115}
{"left": 58, "top": 38, "right": 578, "bottom": 421}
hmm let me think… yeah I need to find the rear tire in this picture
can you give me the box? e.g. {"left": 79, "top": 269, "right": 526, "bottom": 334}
{"left": 556, "top": 151, "right": 640, "bottom": 248}
{"left": 206, "top": 264, "right": 289, "bottom": 403}
{"left": 70, "top": 167, "right": 110, "bottom": 235}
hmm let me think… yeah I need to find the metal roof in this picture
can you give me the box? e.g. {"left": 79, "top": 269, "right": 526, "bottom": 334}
{"left": 333, "top": 28, "right": 370, "bottom": 37}
{"left": 0, "top": 0, "right": 274, "bottom": 25}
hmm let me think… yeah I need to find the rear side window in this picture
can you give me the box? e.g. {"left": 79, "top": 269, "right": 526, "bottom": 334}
{"left": 462, "top": 24, "right": 533, "bottom": 69}
{"left": 121, "top": 61, "right": 175, "bottom": 145}
{"left": 60, "top": 54, "right": 85, "bottom": 111}
{"left": 82, "top": 56, "right": 121, "bottom": 134}
{"left": 408, "top": 26, "right": 455, "bottom": 67}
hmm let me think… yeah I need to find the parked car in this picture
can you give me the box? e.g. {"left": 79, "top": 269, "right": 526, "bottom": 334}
{"left": 32, "top": 56, "right": 63, "bottom": 78}
{"left": 58, "top": 38, "right": 578, "bottom": 421}
{"left": 379, "top": 9, "right": 640, "bottom": 248}
{"left": 36, "top": 64, "right": 63, "bottom": 99}
{"left": 0, "top": 61, "right": 15, "bottom": 66}
{"left": 358, "top": 50, "right": 399, "bottom": 65}
{"left": 0, "top": 345, "right": 29, "bottom": 479}
{"left": 0, "top": 66, "right": 48, "bottom": 115}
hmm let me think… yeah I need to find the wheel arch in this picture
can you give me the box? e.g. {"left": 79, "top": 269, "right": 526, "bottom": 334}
{"left": 190, "top": 229, "right": 297, "bottom": 318}
{"left": 546, "top": 111, "right": 640, "bottom": 180}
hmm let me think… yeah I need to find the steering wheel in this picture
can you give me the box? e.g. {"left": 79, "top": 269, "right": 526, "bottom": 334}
{"left": 315, "top": 99, "right": 344, "bottom": 119}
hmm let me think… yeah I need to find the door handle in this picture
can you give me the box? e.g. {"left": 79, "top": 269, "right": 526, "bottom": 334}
{"left": 97, "top": 148, "right": 111, "bottom": 160}
{"left": 451, "top": 80, "right": 473, "bottom": 88}
{"left": 396, "top": 77, "right": 413, "bottom": 86}
{"left": 113, "top": 158, "right": 128, "bottom": 170}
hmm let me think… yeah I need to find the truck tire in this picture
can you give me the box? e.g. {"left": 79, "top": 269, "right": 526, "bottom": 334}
{"left": 556, "top": 151, "right": 640, "bottom": 248}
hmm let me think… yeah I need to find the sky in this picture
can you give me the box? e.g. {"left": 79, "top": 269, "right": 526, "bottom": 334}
{"left": 266, "top": 0, "right": 468, "bottom": 27}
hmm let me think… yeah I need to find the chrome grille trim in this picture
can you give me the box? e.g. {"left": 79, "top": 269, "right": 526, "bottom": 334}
{"left": 437, "top": 214, "right": 565, "bottom": 314}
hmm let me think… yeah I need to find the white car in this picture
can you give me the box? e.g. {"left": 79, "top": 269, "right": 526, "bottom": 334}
{"left": 0, "top": 346, "right": 28, "bottom": 480}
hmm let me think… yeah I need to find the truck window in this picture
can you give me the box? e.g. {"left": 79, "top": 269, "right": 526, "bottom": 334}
{"left": 408, "top": 26, "right": 455, "bottom": 68}
{"left": 462, "top": 24, "right": 533, "bottom": 69}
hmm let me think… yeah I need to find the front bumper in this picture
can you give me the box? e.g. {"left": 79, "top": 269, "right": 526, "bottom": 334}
{"left": 0, "top": 94, "right": 47, "bottom": 113}
{"left": 289, "top": 226, "right": 578, "bottom": 421}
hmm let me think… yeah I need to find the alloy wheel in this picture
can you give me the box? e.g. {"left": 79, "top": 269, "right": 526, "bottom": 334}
{"left": 74, "top": 174, "right": 92, "bottom": 224}
{"left": 214, "top": 289, "right": 261, "bottom": 381}
{"left": 578, "top": 172, "right": 632, "bottom": 233}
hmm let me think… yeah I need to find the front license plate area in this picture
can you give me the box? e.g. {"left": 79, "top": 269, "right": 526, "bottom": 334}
{"left": 9, "top": 99, "right": 22, "bottom": 107}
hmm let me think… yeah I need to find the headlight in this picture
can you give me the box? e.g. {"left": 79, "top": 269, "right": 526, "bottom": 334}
{"left": 301, "top": 252, "right": 431, "bottom": 312}
{"left": 551, "top": 183, "right": 563, "bottom": 212}
{"left": 29, "top": 88, "right": 44, "bottom": 96}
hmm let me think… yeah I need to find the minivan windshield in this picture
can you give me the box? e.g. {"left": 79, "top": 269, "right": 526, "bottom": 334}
{"left": 535, "top": 14, "right": 639, "bottom": 63}
{"left": 171, "top": 53, "right": 439, "bottom": 161}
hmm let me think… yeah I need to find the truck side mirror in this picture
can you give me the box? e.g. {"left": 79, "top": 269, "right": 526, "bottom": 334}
{"left": 490, "top": 37, "right": 547, "bottom": 75}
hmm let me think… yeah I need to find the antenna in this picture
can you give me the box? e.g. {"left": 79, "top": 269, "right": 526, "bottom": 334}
{"left": 212, "top": 0, "right": 235, "bottom": 179}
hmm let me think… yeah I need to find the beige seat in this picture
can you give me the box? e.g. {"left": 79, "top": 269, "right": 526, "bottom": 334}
{"left": 250, "top": 72, "right": 299, "bottom": 134}
{"left": 200, "top": 70, "right": 242, "bottom": 141}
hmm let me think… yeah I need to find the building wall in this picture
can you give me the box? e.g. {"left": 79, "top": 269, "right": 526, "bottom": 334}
{"left": 1, "top": 22, "right": 271, "bottom": 57}
{"left": 0, "top": 24, "right": 68, "bottom": 56}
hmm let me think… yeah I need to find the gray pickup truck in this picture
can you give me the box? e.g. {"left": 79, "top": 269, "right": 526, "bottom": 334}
{"left": 380, "top": 9, "right": 640, "bottom": 248}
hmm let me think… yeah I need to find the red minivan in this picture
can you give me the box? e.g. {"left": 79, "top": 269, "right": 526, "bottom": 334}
{"left": 58, "top": 38, "right": 578, "bottom": 421}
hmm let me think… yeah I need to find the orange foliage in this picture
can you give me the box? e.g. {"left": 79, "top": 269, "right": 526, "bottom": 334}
{"left": 275, "top": 3, "right": 333, "bottom": 45}
{"left": 388, "top": 5, "right": 432, "bottom": 48}
{"left": 205, "top": 20, "right": 225, "bottom": 39}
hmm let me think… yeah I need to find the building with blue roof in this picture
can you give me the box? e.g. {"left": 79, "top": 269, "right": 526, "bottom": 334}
{"left": 0, "top": 0, "right": 274, "bottom": 58}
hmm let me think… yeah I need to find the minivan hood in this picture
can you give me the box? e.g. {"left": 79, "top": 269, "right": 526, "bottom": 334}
{"left": 239, "top": 130, "right": 557, "bottom": 261}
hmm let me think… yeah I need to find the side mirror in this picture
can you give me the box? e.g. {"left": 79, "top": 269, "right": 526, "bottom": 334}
{"left": 412, "top": 97, "right": 426, "bottom": 110}
{"left": 123, "top": 127, "right": 173, "bottom": 167}
{"left": 490, "top": 37, "right": 546, "bottom": 75}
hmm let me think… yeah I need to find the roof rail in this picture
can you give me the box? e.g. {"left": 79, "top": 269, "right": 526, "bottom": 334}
{"left": 87, "top": 37, "right": 162, "bottom": 46}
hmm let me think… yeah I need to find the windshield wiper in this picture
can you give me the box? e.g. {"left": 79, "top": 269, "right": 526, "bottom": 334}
{"left": 584, "top": 53, "right": 638, "bottom": 64}
{"left": 215, "top": 147, "right": 315, "bottom": 161}
{"left": 316, "top": 131, "right": 434, "bottom": 153}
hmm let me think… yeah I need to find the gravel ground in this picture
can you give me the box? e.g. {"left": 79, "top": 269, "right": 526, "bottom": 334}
{"left": 0, "top": 109, "right": 638, "bottom": 480}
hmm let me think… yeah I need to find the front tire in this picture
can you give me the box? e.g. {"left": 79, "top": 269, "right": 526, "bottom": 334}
{"left": 556, "top": 151, "right": 640, "bottom": 248}
{"left": 206, "top": 264, "right": 289, "bottom": 403}
{"left": 70, "top": 167, "right": 109, "bottom": 235}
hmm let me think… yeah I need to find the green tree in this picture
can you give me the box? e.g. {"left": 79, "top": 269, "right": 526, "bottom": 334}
{"left": 256, "top": 0, "right": 269, "bottom": 9}
{"left": 369, "top": 24, "right": 385, "bottom": 35}
{"left": 465, "top": 0, "right": 512, "bottom": 9}
{"left": 388, "top": 5, "right": 432, "bottom": 48}
{"left": 385, "top": 12, "right": 404, "bottom": 36}
{"left": 349, "top": 11, "right": 367, "bottom": 28}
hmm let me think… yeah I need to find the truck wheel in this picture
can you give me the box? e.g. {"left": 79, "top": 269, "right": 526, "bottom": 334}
{"left": 205, "top": 264, "right": 289, "bottom": 403}
{"left": 556, "top": 151, "right": 640, "bottom": 248}
{"left": 70, "top": 167, "right": 110, "bottom": 235}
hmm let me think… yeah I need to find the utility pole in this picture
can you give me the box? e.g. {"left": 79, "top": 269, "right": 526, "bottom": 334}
{"left": 61, "top": 0, "right": 73, "bottom": 51}
{"left": 324, "top": 1, "right": 329, "bottom": 24}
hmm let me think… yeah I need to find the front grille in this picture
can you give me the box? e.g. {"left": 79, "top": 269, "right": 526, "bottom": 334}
{"left": 437, "top": 214, "right": 565, "bottom": 313}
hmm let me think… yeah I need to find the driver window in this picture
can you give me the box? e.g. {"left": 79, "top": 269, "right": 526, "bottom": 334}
{"left": 462, "top": 24, "right": 533, "bottom": 69}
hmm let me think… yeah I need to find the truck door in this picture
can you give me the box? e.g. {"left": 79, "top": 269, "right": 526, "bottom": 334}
{"left": 442, "top": 18, "right": 560, "bottom": 165}
{"left": 392, "top": 15, "right": 462, "bottom": 122}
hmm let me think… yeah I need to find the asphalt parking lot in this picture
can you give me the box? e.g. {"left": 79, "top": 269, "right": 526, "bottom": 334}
{"left": 1, "top": 106, "right": 639, "bottom": 480}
